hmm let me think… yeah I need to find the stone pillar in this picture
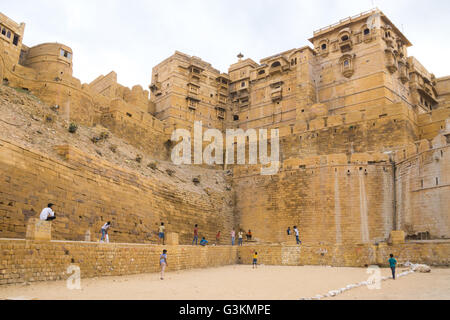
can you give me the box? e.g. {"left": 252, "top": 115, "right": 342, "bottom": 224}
{"left": 388, "top": 231, "right": 406, "bottom": 245}
{"left": 166, "top": 233, "right": 179, "bottom": 245}
{"left": 85, "top": 229, "right": 91, "bottom": 242}
{"left": 26, "top": 218, "right": 52, "bottom": 241}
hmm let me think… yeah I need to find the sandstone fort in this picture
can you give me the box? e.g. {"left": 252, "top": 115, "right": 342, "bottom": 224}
{"left": 0, "top": 9, "right": 448, "bottom": 285}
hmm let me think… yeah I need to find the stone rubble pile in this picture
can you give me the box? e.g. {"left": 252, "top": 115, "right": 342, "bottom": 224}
{"left": 300, "top": 263, "right": 431, "bottom": 300}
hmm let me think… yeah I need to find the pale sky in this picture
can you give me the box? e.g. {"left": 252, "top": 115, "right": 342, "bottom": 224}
{"left": 3, "top": 0, "right": 450, "bottom": 89}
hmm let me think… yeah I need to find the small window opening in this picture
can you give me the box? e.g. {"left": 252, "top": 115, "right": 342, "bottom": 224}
{"left": 364, "top": 29, "right": 370, "bottom": 35}
{"left": 1, "top": 28, "right": 5, "bottom": 36}
{"left": 321, "top": 44, "right": 327, "bottom": 50}
{"left": 126, "top": 113, "right": 132, "bottom": 118}
{"left": 233, "top": 115, "right": 239, "bottom": 121}
{"left": 7, "top": 31, "right": 11, "bottom": 38}
{"left": 341, "top": 35, "right": 349, "bottom": 41}
{"left": 13, "top": 34, "right": 19, "bottom": 46}
{"left": 271, "top": 61, "right": 281, "bottom": 68}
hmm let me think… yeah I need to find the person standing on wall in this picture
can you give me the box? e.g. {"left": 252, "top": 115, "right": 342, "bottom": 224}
{"left": 238, "top": 230, "right": 244, "bottom": 246}
{"left": 294, "top": 226, "right": 301, "bottom": 245}
{"left": 100, "top": 222, "right": 111, "bottom": 243}
{"left": 158, "top": 222, "right": 165, "bottom": 245}
{"left": 216, "top": 231, "right": 221, "bottom": 245}
{"left": 192, "top": 224, "right": 199, "bottom": 246}
{"left": 231, "top": 229, "right": 236, "bottom": 246}
{"left": 40, "top": 203, "right": 56, "bottom": 221}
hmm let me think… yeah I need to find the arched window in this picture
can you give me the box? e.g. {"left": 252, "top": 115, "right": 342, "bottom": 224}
{"left": 321, "top": 43, "right": 327, "bottom": 50}
{"left": 258, "top": 70, "right": 266, "bottom": 75}
{"left": 364, "top": 29, "right": 370, "bottom": 35}
{"left": 341, "top": 35, "right": 349, "bottom": 42}
{"left": 271, "top": 61, "right": 281, "bottom": 68}
{"left": 339, "top": 54, "right": 354, "bottom": 78}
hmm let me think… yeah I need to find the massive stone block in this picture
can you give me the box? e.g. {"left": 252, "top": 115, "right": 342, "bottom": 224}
{"left": 25, "top": 218, "right": 52, "bottom": 241}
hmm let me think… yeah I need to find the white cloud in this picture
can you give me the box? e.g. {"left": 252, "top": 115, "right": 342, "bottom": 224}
{"left": 3, "top": 0, "right": 450, "bottom": 88}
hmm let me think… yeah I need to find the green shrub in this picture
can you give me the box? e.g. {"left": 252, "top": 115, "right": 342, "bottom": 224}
{"left": 68, "top": 123, "right": 78, "bottom": 133}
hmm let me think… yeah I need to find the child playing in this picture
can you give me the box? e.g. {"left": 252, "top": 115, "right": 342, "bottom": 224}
{"left": 389, "top": 254, "right": 397, "bottom": 280}
{"left": 160, "top": 250, "right": 168, "bottom": 280}
{"left": 216, "top": 231, "right": 221, "bottom": 245}
{"left": 100, "top": 222, "right": 111, "bottom": 243}
{"left": 158, "top": 222, "right": 165, "bottom": 245}
{"left": 238, "top": 231, "right": 244, "bottom": 246}
{"left": 200, "top": 237, "right": 209, "bottom": 246}
{"left": 231, "top": 229, "right": 236, "bottom": 246}
{"left": 253, "top": 252, "right": 258, "bottom": 269}
{"left": 192, "top": 224, "right": 199, "bottom": 245}
{"left": 294, "top": 226, "right": 301, "bottom": 245}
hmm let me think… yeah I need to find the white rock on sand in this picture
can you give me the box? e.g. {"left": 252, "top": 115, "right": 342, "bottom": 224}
{"left": 412, "top": 265, "right": 432, "bottom": 273}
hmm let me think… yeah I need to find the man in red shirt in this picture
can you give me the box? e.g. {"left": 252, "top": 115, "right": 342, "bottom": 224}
{"left": 192, "top": 224, "right": 199, "bottom": 245}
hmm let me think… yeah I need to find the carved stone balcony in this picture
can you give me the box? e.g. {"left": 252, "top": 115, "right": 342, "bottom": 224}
{"left": 271, "top": 87, "right": 282, "bottom": 102}
{"left": 269, "top": 65, "right": 282, "bottom": 75}
{"left": 339, "top": 39, "right": 353, "bottom": 53}
{"left": 385, "top": 49, "right": 398, "bottom": 74}
{"left": 398, "top": 62, "right": 410, "bottom": 84}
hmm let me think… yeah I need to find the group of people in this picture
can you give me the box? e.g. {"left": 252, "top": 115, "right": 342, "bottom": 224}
{"left": 40, "top": 204, "right": 399, "bottom": 282}
{"left": 40, "top": 204, "right": 297, "bottom": 247}
{"left": 193, "top": 225, "right": 253, "bottom": 247}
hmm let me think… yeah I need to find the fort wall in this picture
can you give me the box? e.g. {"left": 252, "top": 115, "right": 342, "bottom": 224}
{"left": 0, "top": 239, "right": 448, "bottom": 286}
{"left": 394, "top": 122, "right": 450, "bottom": 239}
{"left": 0, "top": 140, "right": 234, "bottom": 243}
{"left": 239, "top": 242, "right": 450, "bottom": 267}
{"left": 0, "top": 240, "right": 238, "bottom": 285}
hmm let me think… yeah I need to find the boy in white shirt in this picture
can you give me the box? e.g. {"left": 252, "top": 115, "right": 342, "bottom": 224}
{"left": 238, "top": 231, "right": 244, "bottom": 246}
{"left": 39, "top": 204, "right": 56, "bottom": 221}
{"left": 294, "top": 226, "right": 301, "bottom": 245}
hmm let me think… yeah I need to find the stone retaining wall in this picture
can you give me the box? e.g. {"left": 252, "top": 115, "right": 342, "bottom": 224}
{"left": 1, "top": 239, "right": 448, "bottom": 286}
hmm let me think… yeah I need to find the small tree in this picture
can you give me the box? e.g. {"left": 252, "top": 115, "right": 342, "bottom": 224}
{"left": 68, "top": 122, "right": 78, "bottom": 133}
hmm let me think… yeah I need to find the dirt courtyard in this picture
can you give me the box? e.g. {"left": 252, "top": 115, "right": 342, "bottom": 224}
{"left": 0, "top": 265, "right": 449, "bottom": 300}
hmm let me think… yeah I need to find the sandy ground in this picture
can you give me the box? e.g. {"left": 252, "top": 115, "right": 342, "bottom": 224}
{"left": 0, "top": 265, "right": 449, "bottom": 300}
